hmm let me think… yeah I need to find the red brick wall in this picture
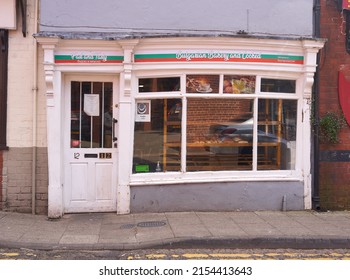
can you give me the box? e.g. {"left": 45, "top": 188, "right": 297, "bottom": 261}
{"left": 0, "top": 151, "right": 2, "bottom": 209}
{"left": 319, "top": 0, "right": 350, "bottom": 210}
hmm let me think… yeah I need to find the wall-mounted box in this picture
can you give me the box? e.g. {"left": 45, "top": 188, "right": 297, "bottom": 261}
{"left": 0, "top": 0, "right": 16, "bottom": 29}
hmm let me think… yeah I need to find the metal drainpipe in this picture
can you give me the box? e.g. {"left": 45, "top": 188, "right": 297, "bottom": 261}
{"left": 312, "top": 0, "right": 321, "bottom": 211}
{"left": 31, "top": 0, "right": 39, "bottom": 215}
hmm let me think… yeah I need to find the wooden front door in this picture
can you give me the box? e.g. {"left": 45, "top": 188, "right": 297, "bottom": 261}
{"left": 64, "top": 76, "right": 119, "bottom": 213}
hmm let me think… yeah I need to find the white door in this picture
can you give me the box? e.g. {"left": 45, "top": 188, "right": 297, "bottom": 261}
{"left": 64, "top": 76, "right": 119, "bottom": 213}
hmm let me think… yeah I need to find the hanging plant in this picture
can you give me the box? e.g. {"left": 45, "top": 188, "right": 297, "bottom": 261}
{"left": 319, "top": 111, "right": 346, "bottom": 144}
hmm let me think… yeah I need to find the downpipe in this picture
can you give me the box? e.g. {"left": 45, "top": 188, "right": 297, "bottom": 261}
{"left": 32, "top": 0, "right": 39, "bottom": 215}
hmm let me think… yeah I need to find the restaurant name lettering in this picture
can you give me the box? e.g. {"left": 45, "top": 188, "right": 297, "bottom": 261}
{"left": 176, "top": 51, "right": 262, "bottom": 61}
{"left": 71, "top": 54, "right": 108, "bottom": 62}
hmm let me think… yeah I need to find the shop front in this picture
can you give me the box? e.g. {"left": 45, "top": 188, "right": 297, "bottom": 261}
{"left": 36, "top": 36, "right": 323, "bottom": 218}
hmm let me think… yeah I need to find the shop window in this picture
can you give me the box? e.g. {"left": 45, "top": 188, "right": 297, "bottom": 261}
{"left": 187, "top": 98, "right": 254, "bottom": 171}
{"left": 70, "top": 81, "right": 113, "bottom": 148}
{"left": 261, "top": 78, "right": 296, "bottom": 93}
{"left": 139, "top": 77, "right": 180, "bottom": 92}
{"left": 133, "top": 75, "right": 298, "bottom": 174}
{"left": 133, "top": 99, "right": 182, "bottom": 173}
{"left": 257, "top": 99, "right": 297, "bottom": 170}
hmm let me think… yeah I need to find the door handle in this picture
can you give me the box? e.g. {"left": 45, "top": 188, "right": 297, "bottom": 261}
{"left": 113, "top": 118, "right": 118, "bottom": 141}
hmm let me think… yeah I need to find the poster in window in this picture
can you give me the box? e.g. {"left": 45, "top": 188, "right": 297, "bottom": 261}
{"left": 135, "top": 100, "right": 151, "bottom": 122}
{"left": 186, "top": 75, "right": 219, "bottom": 93}
{"left": 83, "top": 94, "right": 100, "bottom": 116}
{"left": 223, "top": 75, "right": 256, "bottom": 94}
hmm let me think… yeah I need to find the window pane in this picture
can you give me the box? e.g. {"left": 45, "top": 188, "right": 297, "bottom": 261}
{"left": 71, "top": 81, "right": 81, "bottom": 148}
{"left": 139, "top": 77, "right": 180, "bottom": 92}
{"left": 187, "top": 98, "right": 254, "bottom": 171}
{"left": 81, "top": 82, "right": 92, "bottom": 148}
{"left": 261, "top": 78, "right": 296, "bottom": 93}
{"left": 133, "top": 99, "right": 182, "bottom": 173}
{"left": 186, "top": 75, "right": 220, "bottom": 93}
{"left": 103, "top": 83, "right": 113, "bottom": 148}
{"left": 91, "top": 82, "right": 102, "bottom": 148}
{"left": 257, "top": 99, "right": 297, "bottom": 170}
{"left": 223, "top": 75, "right": 256, "bottom": 94}
{"left": 70, "top": 81, "right": 113, "bottom": 149}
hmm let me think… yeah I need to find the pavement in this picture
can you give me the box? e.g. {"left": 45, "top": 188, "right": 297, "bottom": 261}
{"left": 1, "top": 210, "right": 350, "bottom": 250}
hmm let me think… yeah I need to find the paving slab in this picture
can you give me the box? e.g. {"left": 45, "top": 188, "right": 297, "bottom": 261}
{"left": 1, "top": 210, "right": 350, "bottom": 250}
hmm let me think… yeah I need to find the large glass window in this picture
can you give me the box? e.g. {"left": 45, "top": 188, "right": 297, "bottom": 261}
{"left": 187, "top": 98, "right": 253, "bottom": 171}
{"left": 257, "top": 99, "right": 297, "bottom": 170}
{"left": 133, "top": 75, "right": 298, "bottom": 174}
{"left": 133, "top": 99, "right": 182, "bottom": 173}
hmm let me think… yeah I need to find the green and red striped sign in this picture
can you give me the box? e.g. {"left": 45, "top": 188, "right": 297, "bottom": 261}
{"left": 134, "top": 52, "right": 304, "bottom": 64}
{"left": 55, "top": 54, "right": 124, "bottom": 64}
{"left": 54, "top": 51, "right": 304, "bottom": 65}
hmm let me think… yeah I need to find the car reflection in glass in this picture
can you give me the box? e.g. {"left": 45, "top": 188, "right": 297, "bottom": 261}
{"left": 208, "top": 118, "right": 287, "bottom": 155}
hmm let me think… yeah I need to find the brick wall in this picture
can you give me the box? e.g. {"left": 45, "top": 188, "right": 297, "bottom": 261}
{"left": 2, "top": 148, "right": 48, "bottom": 214}
{"left": 319, "top": 0, "right": 350, "bottom": 210}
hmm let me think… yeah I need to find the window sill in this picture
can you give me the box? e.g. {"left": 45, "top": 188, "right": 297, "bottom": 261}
{"left": 129, "top": 170, "right": 303, "bottom": 186}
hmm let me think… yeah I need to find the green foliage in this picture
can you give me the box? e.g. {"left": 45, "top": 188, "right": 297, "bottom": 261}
{"left": 319, "top": 112, "right": 346, "bottom": 144}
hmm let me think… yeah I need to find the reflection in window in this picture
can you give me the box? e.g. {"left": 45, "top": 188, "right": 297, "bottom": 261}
{"left": 70, "top": 81, "right": 113, "bottom": 148}
{"left": 133, "top": 99, "right": 182, "bottom": 173}
{"left": 261, "top": 78, "right": 296, "bottom": 93}
{"left": 139, "top": 77, "right": 180, "bottom": 92}
{"left": 223, "top": 75, "right": 256, "bottom": 94}
{"left": 186, "top": 75, "right": 220, "bottom": 93}
{"left": 187, "top": 98, "right": 254, "bottom": 171}
{"left": 257, "top": 99, "right": 297, "bottom": 170}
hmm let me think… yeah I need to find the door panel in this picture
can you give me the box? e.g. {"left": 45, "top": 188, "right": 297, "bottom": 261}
{"left": 70, "top": 163, "right": 88, "bottom": 201}
{"left": 95, "top": 163, "right": 113, "bottom": 200}
{"left": 64, "top": 77, "right": 118, "bottom": 213}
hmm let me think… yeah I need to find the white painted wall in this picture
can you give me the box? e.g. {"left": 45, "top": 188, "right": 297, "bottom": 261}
{"left": 7, "top": 0, "right": 47, "bottom": 148}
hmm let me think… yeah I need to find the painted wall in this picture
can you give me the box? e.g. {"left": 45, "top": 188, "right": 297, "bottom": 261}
{"left": 2, "top": 0, "right": 48, "bottom": 213}
{"left": 130, "top": 181, "right": 304, "bottom": 212}
{"left": 40, "top": 0, "right": 313, "bottom": 38}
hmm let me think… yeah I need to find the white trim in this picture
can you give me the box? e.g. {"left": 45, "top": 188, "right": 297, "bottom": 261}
{"left": 130, "top": 170, "right": 303, "bottom": 186}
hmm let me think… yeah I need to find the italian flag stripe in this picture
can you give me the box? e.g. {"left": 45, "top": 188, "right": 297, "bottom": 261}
{"left": 54, "top": 55, "right": 124, "bottom": 63}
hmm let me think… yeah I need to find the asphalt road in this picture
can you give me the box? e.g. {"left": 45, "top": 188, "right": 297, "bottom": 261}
{"left": 1, "top": 248, "right": 350, "bottom": 260}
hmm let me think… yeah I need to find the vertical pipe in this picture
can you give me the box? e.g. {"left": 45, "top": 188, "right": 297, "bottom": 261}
{"left": 163, "top": 99, "right": 167, "bottom": 171}
{"left": 312, "top": 0, "right": 321, "bottom": 211}
{"left": 32, "top": 0, "right": 39, "bottom": 214}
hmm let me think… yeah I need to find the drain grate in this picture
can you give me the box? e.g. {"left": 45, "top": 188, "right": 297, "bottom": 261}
{"left": 120, "top": 220, "right": 167, "bottom": 229}
{"left": 137, "top": 221, "right": 166, "bottom": 228}
{"left": 120, "top": 223, "right": 135, "bottom": 229}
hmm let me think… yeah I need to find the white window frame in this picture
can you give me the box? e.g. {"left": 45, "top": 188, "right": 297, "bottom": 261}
{"left": 130, "top": 70, "right": 304, "bottom": 186}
